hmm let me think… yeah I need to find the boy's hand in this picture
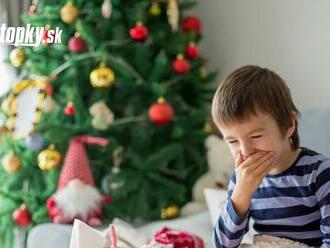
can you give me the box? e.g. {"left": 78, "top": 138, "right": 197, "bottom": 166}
{"left": 231, "top": 151, "right": 276, "bottom": 217}
{"left": 235, "top": 151, "right": 276, "bottom": 196}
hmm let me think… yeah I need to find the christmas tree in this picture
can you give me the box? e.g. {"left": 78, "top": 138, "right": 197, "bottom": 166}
{"left": 0, "top": 0, "right": 216, "bottom": 247}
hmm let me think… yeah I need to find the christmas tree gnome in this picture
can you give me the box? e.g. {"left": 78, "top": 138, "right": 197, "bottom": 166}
{"left": 46, "top": 135, "right": 111, "bottom": 226}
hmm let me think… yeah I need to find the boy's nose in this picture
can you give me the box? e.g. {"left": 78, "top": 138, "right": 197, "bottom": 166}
{"left": 240, "top": 145, "right": 256, "bottom": 160}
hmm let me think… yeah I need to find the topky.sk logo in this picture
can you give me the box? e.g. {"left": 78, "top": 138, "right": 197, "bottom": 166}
{"left": 0, "top": 24, "right": 63, "bottom": 47}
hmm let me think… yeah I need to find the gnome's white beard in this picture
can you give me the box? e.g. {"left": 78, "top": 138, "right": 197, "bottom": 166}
{"left": 53, "top": 184, "right": 102, "bottom": 219}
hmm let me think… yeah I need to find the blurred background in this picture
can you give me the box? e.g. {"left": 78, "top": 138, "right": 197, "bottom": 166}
{"left": 196, "top": 0, "right": 330, "bottom": 111}
{"left": 1, "top": 1, "right": 330, "bottom": 248}
{"left": 2, "top": 0, "right": 330, "bottom": 111}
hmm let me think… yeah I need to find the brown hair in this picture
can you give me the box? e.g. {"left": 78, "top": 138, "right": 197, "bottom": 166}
{"left": 211, "top": 65, "right": 300, "bottom": 149}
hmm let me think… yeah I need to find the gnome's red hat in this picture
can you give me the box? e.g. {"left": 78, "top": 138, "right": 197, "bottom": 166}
{"left": 57, "top": 135, "right": 108, "bottom": 191}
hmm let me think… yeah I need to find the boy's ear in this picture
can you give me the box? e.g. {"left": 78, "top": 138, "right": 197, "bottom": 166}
{"left": 286, "top": 111, "right": 297, "bottom": 138}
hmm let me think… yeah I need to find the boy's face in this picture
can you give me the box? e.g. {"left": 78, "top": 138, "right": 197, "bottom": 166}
{"left": 217, "top": 110, "right": 295, "bottom": 164}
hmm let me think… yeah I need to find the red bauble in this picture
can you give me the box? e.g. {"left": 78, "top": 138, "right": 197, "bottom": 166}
{"left": 12, "top": 205, "right": 31, "bottom": 227}
{"left": 185, "top": 42, "right": 200, "bottom": 59}
{"left": 64, "top": 102, "right": 75, "bottom": 116}
{"left": 42, "top": 28, "right": 50, "bottom": 46}
{"left": 182, "top": 16, "right": 201, "bottom": 33}
{"left": 68, "top": 34, "right": 86, "bottom": 52}
{"left": 172, "top": 54, "right": 191, "bottom": 75}
{"left": 149, "top": 98, "right": 174, "bottom": 125}
{"left": 102, "top": 195, "right": 112, "bottom": 204}
{"left": 45, "top": 83, "right": 53, "bottom": 96}
{"left": 129, "top": 22, "right": 149, "bottom": 41}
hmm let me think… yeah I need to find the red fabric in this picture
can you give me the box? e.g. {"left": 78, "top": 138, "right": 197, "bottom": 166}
{"left": 153, "top": 227, "right": 204, "bottom": 248}
{"left": 57, "top": 135, "right": 108, "bottom": 191}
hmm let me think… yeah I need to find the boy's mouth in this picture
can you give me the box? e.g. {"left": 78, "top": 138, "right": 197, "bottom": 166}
{"left": 241, "top": 150, "right": 274, "bottom": 161}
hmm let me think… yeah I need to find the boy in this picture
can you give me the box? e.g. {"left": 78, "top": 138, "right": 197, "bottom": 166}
{"left": 211, "top": 65, "right": 330, "bottom": 247}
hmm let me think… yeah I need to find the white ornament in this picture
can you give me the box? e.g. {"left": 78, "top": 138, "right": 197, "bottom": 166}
{"left": 102, "top": 0, "right": 112, "bottom": 18}
{"left": 89, "top": 101, "right": 114, "bottom": 130}
{"left": 167, "top": 0, "right": 179, "bottom": 31}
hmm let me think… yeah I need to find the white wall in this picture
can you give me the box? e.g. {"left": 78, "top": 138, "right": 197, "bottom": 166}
{"left": 196, "top": 0, "right": 330, "bottom": 111}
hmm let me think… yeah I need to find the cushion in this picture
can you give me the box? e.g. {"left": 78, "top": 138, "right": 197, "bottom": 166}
{"left": 204, "top": 188, "right": 255, "bottom": 245}
{"left": 27, "top": 211, "right": 213, "bottom": 248}
{"left": 27, "top": 223, "right": 72, "bottom": 248}
{"left": 203, "top": 188, "right": 227, "bottom": 226}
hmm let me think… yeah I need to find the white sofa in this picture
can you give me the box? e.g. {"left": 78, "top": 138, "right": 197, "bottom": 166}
{"left": 27, "top": 108, "right": 330, "bottom": 248}
{"left": 27, "top": 210, "right": 213, "bottom": 248}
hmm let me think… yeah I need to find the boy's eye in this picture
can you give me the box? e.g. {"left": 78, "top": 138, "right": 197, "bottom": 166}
{"left": 228, "top": 140, "right": 238, "bottom": 144}
{"left": 251, "top": 135, "right": 262, "bottom": 139}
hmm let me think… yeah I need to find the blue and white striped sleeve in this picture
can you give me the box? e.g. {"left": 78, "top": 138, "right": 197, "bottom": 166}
{"left": 315, "top": 160, "right": 330, "bottom": 248}
{"left": 212, "top": 171, "right": 250, "bottom": 248}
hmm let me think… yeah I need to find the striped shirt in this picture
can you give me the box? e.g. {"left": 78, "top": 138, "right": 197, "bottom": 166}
{"left": 213, "top": 147, "right": 330, "bottom": 248}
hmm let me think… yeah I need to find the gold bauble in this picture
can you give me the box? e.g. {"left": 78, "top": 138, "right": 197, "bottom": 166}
{"left": 161, "top": 204, "right": 180, "bottom": 219}
{"left": 60, "top": 2, "right": 79, "bottom": 24}
{"left": 199, "top": 67, "right": 208, "bottom": 79}
{"left": 42, "top": 96, "right": 56, "bottom": 113}
{"left": 2, "top": 153, "right": 21, "bottom": 174}
{"left": 38, "top": 145, "right": 61, "bottom": 171}
{"left": 203, "top": 122, "right": 213, "bottom": 134}
{"left": 149, "top": 2, "right": 161, "bottom": 16}
{"left": 10, "top": 48, "right": 26, "bottom": 67}
{"left": 1, "top": 95, "right": 17, "bottom": 116}
{"left": 90, "top": 63, "right": 115, "bottom": 88}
